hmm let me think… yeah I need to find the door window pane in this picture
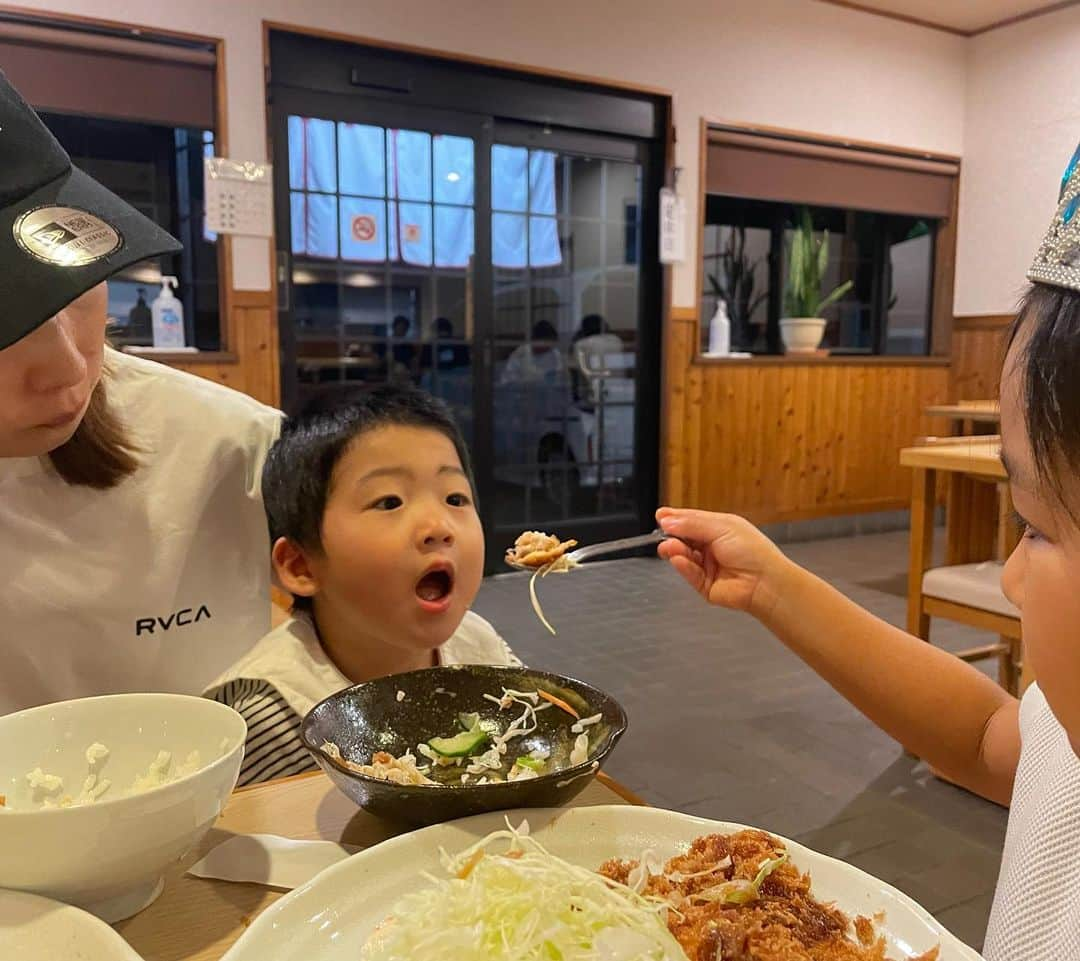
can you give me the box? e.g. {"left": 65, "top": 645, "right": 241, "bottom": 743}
{"left": 292, "top": 116, "right": 337, "bottom": 192}
{"left": 434, "top": 134, "right": 474, "bottom": 205}
{"left": 492, "top": 148, "right": 640, "bottom": 528}
{"left": 398, "top": 202, "right": 433, "bottom": 266}
{"left": 492, "top": 144, "right": 528, "bottom": 212}
{"left": 304, "top": 194, "right": 338, "bottom": 259}
{"left": 338, "top": 123, "right": 385, "bottom": 197}
{"left": 340, "top": 197, "right": 387, "bottom": 262}
{"left": 388, "top": 129, "right": 432, "bottom": 202}
{"left": 434, "top": 205, "right": 475, "bottom": 268}
{"left": 528, "top": 151, "right": 557, "bottom": 214}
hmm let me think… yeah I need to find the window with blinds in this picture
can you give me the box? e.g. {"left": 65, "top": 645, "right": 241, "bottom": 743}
{"left": 0, "top": 15, "right": 223, "bottom": 351}
{"left": 702, "top": 127, "right": 959, "bottom": 357}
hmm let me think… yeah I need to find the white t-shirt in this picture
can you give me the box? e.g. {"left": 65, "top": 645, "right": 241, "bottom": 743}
{"left": 0, "top": 348, "right": 282, "bottom": 714}
{"left": 983, "top": 683, "right": 1080, "bottom": 959}
{"left": 205, "top": 610, "right": 520, "bottom": 785}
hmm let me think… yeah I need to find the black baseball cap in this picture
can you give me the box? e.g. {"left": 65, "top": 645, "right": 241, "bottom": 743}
{"left": 0, "top": 69, "right": 182, "bottom": 351}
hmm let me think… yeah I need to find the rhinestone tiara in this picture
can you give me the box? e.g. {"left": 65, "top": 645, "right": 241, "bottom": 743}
{"left": 1028, "top": 141, "right": 1080, "bottom": 292}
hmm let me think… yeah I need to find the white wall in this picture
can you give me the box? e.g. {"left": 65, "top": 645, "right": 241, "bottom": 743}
{"left": 16, "top": 0, "right": 966, "bottom": 304}
{"left": 955, "top": 4, "right": 1080, "bottom": 316}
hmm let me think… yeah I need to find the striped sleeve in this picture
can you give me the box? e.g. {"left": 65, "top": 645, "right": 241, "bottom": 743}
{"left": 206, "top": 678, "right": 318, "bottom": 787}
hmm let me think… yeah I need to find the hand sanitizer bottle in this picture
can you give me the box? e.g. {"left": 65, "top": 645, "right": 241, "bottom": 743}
{"left": 708, "top": 299, "right": 731, "bottom": 356}
{"left": 151, "top": 276, "right": 185, "bottom": 349}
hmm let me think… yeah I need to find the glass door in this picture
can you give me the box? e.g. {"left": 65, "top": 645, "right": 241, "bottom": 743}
{"left": 273, "top": 94, "right": 488, "bottom": 447}
{"left": 485, "top": 124, "right": 655, "bottom": 556}
{"left": 272, "top": 92, "right": 661, "bottom": 571}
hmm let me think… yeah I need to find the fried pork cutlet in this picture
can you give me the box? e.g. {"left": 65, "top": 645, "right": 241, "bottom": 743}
{"left": 599, "top": 831, "right": 939, "bottom": 961}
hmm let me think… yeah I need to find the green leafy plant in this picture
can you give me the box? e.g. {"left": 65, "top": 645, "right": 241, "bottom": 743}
{"left": 707, "top": 226, "right": 767, "bottom": 331}
{"left": 783, "top": 207, "right": 853, "bottom": 318}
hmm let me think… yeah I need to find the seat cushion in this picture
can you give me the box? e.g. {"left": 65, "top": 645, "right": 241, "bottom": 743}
{"left": 922, "top": 562, "right": 1020, "bottom": 619}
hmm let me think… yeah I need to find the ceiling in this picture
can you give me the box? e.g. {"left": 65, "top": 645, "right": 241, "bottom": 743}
{"left": 818, "top": 0, "right": 1076, "bottom": 34}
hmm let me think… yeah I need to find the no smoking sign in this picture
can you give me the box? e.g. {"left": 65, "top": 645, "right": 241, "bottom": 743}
{"left": 352, "top": 215, "right": 377, "bottom": 242}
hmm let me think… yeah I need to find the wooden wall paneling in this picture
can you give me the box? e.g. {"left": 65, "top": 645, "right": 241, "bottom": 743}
{"left": 164, "top": 293, "right": 281, "bottom": 408}
{"left": 950, "top": 315, "right": 1010, "bottom": 402}
{"left": 661, "top": 307, "right": 696, "bottom": 505}
{"left": 661, "top": 359, "right": 949, "bottom": 524}
{"left": 683, "top": 357, "right": 705, "bottom": 509}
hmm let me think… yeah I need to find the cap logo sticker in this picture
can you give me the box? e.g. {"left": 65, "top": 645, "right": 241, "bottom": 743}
{"left": 13, "top": 206, "right": 123, "bottom": 267}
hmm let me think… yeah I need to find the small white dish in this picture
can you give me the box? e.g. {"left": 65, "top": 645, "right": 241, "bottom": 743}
{"left": 0, "top": 888, "right": 144, "bottom": 961}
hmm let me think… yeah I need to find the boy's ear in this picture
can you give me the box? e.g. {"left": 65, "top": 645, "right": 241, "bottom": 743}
{"left": 271, "top": 537, "right": 319, "bottom": 600}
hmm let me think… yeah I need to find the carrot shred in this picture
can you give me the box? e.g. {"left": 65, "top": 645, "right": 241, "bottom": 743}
{"left": 456, "top": 849, "right": 485, "bottom": 879}
{"left": 538, "top": 689, "right": 580, "bottom": 719}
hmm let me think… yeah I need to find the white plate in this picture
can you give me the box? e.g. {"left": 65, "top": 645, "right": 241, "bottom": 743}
{"left": 0, "top": 888, "right": 144, "bottom": 961}
{"left": 221, "top": 805, "right": 981, "bottom": 961}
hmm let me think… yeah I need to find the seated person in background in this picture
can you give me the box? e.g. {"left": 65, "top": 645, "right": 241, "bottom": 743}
{"left": 571, "top": 313, "right": 609, "bottom": 346}
{"left": 205, "top": 385, "right": 518, "bottom": 786}
{"left": 499, "top": 319, "right": 566, "bottom": 385}
{"left": 420, "top": 316, "right": 470, "bottom": 373}
{"left": 569, "top": 313, "right": 624, "bottom": 402}
{"left": 373, "top": 315, "right": 419, "bottom": 383}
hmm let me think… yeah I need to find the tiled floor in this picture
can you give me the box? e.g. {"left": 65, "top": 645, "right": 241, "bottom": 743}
{"left": 473, "top": 528, "right": 1008, "bottom": 951}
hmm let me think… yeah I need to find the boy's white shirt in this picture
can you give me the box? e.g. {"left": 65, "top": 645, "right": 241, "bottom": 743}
{"left": 983, "top": 682, "right": 1080, "bottom": 960}
{"left": 205, "top": 610, "right": 521, "bottom": 717}
{"left": 0, "top": 348, "right": 281, "bottom": 713}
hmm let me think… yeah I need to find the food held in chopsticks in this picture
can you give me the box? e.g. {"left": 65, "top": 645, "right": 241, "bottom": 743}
{"left": 506, "top": 531, "right": 579, "bottom": 635}
{"left": 506, "top": 530, "right": 578, "bottom": 569}
{"left": 600, "top": 830, "right": 940, "bottom": 961}
{"left": 359, "top": 821, "right": 687, "bottom": 961}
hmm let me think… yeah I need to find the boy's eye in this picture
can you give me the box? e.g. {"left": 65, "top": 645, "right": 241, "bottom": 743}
{"left": 371, "top": 495, "right": 403, "bottom": 511}
{"left": 447, "top": 492, "right": 471, "bottom": 507}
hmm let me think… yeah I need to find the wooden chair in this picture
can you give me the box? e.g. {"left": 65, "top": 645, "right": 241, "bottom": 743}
{"left": 906, "top": 435, "right": 1023, "bottom": 696}
{"left": 913, "top": 562, "right": 1021, "bottom": 694}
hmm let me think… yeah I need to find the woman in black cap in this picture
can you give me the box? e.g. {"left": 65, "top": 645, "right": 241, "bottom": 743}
{"left": 0, "top": 71, "right": 282, "bottom": 714}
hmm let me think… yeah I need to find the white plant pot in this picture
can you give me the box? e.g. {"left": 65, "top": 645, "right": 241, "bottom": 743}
{"left": 780, "top": 317, "right": 826, "bottom": 354}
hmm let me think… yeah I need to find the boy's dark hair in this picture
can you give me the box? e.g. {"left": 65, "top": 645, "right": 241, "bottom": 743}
{"left": 1008, "top": 282, "right": 1080, "bottom": 510}
{"left": 263, "top": 385, "right": 475, "bottom": 609}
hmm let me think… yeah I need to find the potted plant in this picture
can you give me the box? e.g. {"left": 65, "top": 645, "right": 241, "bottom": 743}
{"left": 781, "top": 207, "right": 853, "bottom": 353}
{"left": 707, "top": 225, "right": 767, "bottom": 350}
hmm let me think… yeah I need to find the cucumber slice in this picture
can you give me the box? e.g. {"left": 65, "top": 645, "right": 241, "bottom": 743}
{"left": 515, "top": 755, "right": 545, "bottom": 771}
{"left": 457, "top": 712, "right": 480, "bottom": 732}
{"left": 427, "top": 727, "right": 490, "bottom": 758}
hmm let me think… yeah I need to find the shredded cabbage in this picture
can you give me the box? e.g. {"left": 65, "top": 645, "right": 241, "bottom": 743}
{"left": 360, "top": 824, "right": 688, "bottom": 961}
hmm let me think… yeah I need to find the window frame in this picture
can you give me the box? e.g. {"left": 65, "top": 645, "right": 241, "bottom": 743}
{"left": 695, "top": 119, "right": 960, "bottom": 363}
{"left": 0, "top": 10, "right": 236, "bottom": 363}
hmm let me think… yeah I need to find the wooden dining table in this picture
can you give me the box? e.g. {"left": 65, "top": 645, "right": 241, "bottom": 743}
{"left": 113, "top": 770, "right": 642, "bottom": 961}
{"left": 924, "top": 401, "right": 1000, "bottom": 436}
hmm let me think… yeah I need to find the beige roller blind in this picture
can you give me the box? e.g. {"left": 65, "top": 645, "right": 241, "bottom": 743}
{"left": 706, "top": 128, "right": 958, "bottom": 218}
{"left": 0, "top": 20, "right": 216, "bottom": 130}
